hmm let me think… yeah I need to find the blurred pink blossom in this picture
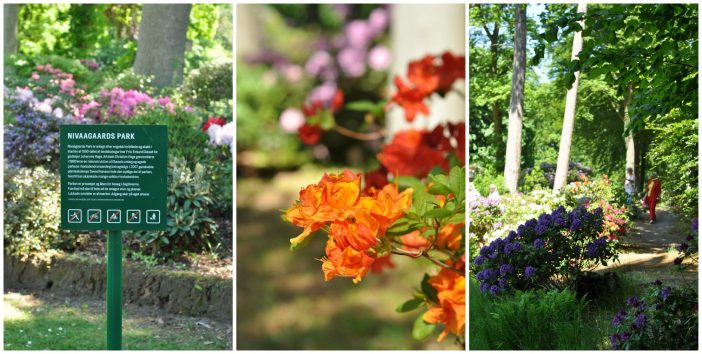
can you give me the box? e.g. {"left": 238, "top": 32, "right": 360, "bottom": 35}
{"left": 368, "top": 45, "right": 391, "bottom": 71}
{"left": 279, "top": 108, "right": 305, "bottom": 133}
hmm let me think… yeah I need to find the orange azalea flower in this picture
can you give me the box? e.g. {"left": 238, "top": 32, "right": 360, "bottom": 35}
{"left": 423, "top": 269, "right": 466, "bottom": 341}
{"left": 329, "top": 210, "right": 380, "bottom": 251}
{"left": 286, "top": 170, "right": 360, "bottom": 247}
{"left": 370, "top": 254, "right": 395, "bottom": 274}
{"left": 436, "top": 222, "right": 464, "bottom": 251}
{"left": 407, "top": 55, "right": 440, "bottom": 94}
{"left": 361, "top": 183, "right": 413, "bottom": 230}
{"left": 285, "top": 183, "right": 338, "bottom": 247}
{"left": 400, "top": 230, "right": 430, "bottom": 252}
{"left": 320, "top": 170, "right": 362, "bottom": 210}
{"left": 377, "top": 129, "right": 449, "bottom": 178}
{"left": 388, "top": 77, "right": 430, "bottom": 122}
{"left": 321, "top": 238, "right": 376, "bottom": 284}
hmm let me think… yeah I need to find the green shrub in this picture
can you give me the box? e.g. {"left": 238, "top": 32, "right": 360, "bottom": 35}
{"left": 469, "top": 278, "right": 598, "bottom": 350}
{"left": 520, "top": 166, "right": 550, "bottom": 193}
{"left": 183, "top": 62, "right": 233, "bottom": 109}
{"left": 127, "top": 109, "right": 209, "bottom": 166}
{"left": 5, "top": 54, "right": 101, "bottom": 90}
{"left": 648, "top": 112, "right": 698, "bottom": 220}
{"left": 100, "top": 69, "right": 156, "bottom": 94}
{"left": 470, "top": 164, "right": 507, "bottom": 196}
{"left": 4, "top": 164, "right": 73, "bottom": 259}
{"left": 610, "top": 282, "right": 698, "bottom": 350}
{"left": 128, "top": 156, "right": 218, "bottom": 259}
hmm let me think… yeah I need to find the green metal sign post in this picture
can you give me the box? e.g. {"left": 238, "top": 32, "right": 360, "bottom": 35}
{"left": 107, "top": 230, "right": 122, "bottom": 350}
{"left": 60, "top": 125, "right": 167, "bottom": 350}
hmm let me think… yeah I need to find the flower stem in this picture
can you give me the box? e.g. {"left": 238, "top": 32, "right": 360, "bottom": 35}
{"left": 333, "top": 124, "right": 384, "bottom": 141}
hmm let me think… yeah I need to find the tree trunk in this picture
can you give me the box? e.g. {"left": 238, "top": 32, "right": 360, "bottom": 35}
{"left": 622, "top": 83, "right": 636, "bottom": 190}
{"left": 4, "top": 4, "right": 19, "bottom": 55}
{"left": 503, "top": 4, "right": 527, "bottom": 193}
{"left": 134, "top": 4, "right": 192, "bottom": 88}
{"left": 552, "top": 3, "right": 588, "bottom": 192}
{"left": 487, "top": 21, "right": 505, "bottom": 167}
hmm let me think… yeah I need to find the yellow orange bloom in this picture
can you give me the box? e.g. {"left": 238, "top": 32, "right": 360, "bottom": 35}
{"left": 320, "top": 170, "right": 362, "bottom": 210}
{"left": 321, "top": 238, "right": 375, "bottom": 284}
{"left": 285, "top": 183, "right": 338, "bottom": 247}
{"left": 359, "top": 183, "right": 413, "bottom": 233}
{"left": 328, "top": 210, "right": 380, "bottom": 251}
{"left": 436, "top": 222, "right": 464, "bottom": 251}
{"left": 422, "top": 269, "right": 465, "bottom": 341}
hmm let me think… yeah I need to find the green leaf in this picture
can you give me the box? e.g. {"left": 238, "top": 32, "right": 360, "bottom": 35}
{"left": 396, "top": 298, "right": 424, "bottom": 313}
{"left": 396, "top": 176, "right": 425, "bottom": 191}
{"left": 346, "top": 100, "right": 380, "bottom": 112}
{"left": 412, "top": 314, "right": 437, "bottom": 340}
{"left": 421, "top": 274, "right": 439, "bottom": 303}
{"left": 544, "top": 27, "right": 559, "bottom": 42}
{"left": 424, "top": 207, "right": 453, "bottom": 220}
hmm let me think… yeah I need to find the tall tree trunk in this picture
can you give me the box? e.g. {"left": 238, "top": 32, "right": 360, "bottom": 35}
{"left": 4, "top": 4, "right": 19, "bottom": 55}
{"left": 133, "top": 4, "right": 192, "bottom": 88}
{"left": 503, "top": 4, "right": 527, "bottom": 193}
{"left": 622, "top": 83, "right": 636, "bottom": 190}
{"left": 486, "top": 21, "right": 505, "bottom": 167}
{"left": 552, "top": 3, "right": 588, "bottom": 192}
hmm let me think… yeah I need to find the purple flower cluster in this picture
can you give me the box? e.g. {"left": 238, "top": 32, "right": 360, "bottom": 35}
{"left": 4, "top": 107, "right": 68, "bottom": 170}
{"left": 472, "top": 205, "right": 613, "bottom": 296}
{"left": 302, "top": 6, "right": 390, "bottom": 103}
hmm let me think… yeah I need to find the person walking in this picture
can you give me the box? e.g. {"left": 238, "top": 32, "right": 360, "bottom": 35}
{"left": 644, "top": 174, "right": 661, "bottom": 224}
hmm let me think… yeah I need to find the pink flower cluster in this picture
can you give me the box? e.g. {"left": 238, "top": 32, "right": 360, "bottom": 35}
{"left": 81, "top": 88, "right": 175, "bottom": 120}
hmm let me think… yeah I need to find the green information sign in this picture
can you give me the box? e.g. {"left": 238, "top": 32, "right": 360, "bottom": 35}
{"left": 60, "top": 124, "right": 168, "bottom": 350}
{"left": 60, "top": 124, "right": 168, "bottom": 231}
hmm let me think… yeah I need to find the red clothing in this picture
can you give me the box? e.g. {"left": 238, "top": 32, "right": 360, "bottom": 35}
{"left": 645, "top": 178, "right": 661, "bottom": 221}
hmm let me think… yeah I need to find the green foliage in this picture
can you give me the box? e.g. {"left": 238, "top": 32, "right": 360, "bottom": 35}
{"left": 520, "top": 166, "right": 550, "bottom": 192}
{"left": 129, "top": 156, "right": 218, "bottom": 259}
{"left": 647, "top": 112, "right": 698, "bottom": 219}
{"left": 185, "top": 4, "right": 231, "bottom": 70}
{"left": 5, "top": 54, "right": 102, "bottom": 91}
{"left": 469, "top": 279, "right": 598, "bottom": 350}
{"left": 4, "top": 165, "right": 73, "bottom": 260}
{"left": 469, "top": 164, "right": 506, "bottom": 196}
{"left": 100, "top": 69, "right": 156, "bottom": 93}
{"left": 541, "top": 4, "right": 698, "bottom": 129}
{"left": 182, "top": 62, "right": 233, "bottom": 110}
{"left": 610, "top": 283, "right": 698, "bottom": 350}
{"left": 127, "top": 109, "right": 208, "bottom": 166}
{"left": 16, "top": 4, "right": 72, "bottom": 56}
{"left": 236, "top": 62, "right": 310, "bottom": 168}
{"left": 392, "top": 166, "right": 466, "bottom": 243}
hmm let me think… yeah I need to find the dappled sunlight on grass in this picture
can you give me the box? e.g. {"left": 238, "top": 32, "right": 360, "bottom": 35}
{"left": 3, "top": 292, "right": 231, "bottom": 350}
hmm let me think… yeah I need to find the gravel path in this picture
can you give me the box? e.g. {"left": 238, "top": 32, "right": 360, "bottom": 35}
{"left": 600, "top": 207, "right": 697, "bottom": 286}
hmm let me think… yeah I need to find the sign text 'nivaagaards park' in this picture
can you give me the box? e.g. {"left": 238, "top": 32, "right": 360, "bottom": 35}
{"left": 60, "top": 124, "right": 167, "bottom": 350}
{"left": 60, "top": 125, "right": 168, "bottom": 230}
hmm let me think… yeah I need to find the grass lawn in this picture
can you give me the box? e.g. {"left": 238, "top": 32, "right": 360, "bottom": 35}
{"left": 4, "top": 292, "right": 231, "bottom": 350}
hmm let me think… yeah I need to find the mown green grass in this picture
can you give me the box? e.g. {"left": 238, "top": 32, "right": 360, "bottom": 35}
{"left": 3, "top": 293, "right": 230, "bottom": 350}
